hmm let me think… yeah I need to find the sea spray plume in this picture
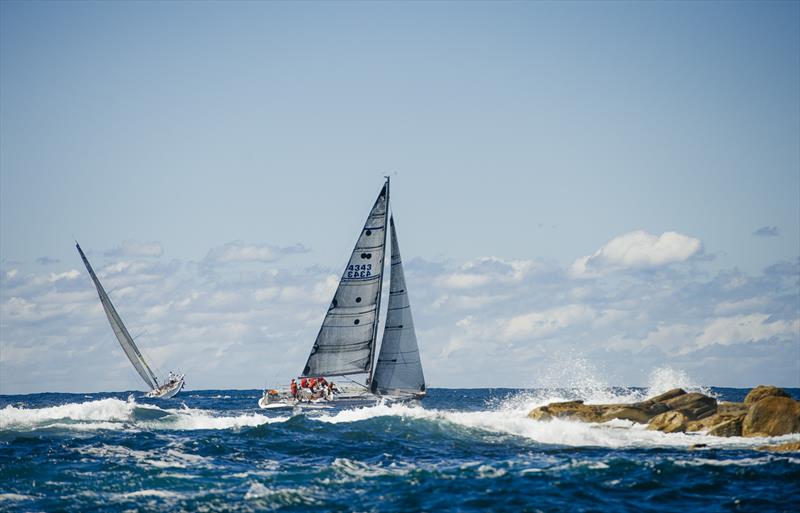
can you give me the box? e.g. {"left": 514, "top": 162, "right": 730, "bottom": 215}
{"left": 495, "top": 355, "right": 642, "bottom": 414}
{"left": 645, "top": 367, "right": 714, "bottom": 398}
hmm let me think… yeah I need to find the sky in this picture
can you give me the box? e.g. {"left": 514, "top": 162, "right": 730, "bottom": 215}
{"left": 1, "top": 1, "right": 798, "bottom": 394}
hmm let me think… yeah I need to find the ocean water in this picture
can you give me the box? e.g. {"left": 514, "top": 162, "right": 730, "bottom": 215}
{"left": 1, "top": 385, "right": 799, "bottom": 512}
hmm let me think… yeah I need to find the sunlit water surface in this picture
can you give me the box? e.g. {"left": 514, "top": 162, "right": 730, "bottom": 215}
{"left": 1, "top": 382, "right": 799, "bottom": 512}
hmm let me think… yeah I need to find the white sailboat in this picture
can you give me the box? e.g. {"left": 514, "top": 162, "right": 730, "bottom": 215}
{"left": 76, "top": 243, "right": 184, "bottom": 399}
{"left": 259, "top": 178, "right": 425, "bottom": 408}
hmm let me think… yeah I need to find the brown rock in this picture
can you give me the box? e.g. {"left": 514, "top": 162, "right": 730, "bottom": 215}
{"left": 742, "top": 396, "right": 800, "bottom": 437}
{"left": 744, "top": 385, "right": 791, "bottom": 405}
{"left": 663, "top": 392, "right": 718, "bottom": 420}
{"left": 757, "top": 441, "right": 800, "bottom": 453}
{"left": 686, "top": 411, "right": 746, "bottom": 436}
{"left": 527, "top": 400, "right": 605, "bottom": 423}
{"left": 601, "top": 406, "right": 656, "bottom": 424}
{"left": 707, "top": 417, "right": 743, "bottom": 437}
{"left": 649, "top": 388, "right": 687, "bottom": 403}
{"left": 647, "top": 411, "right": 689, "bottom": 433}
{"left": 717, "top": 401, "right": 749, "bottom": 416}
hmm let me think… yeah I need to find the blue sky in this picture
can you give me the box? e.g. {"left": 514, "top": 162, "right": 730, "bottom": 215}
{"left": 1, "top": 1, "right": 798, "bottom": 393}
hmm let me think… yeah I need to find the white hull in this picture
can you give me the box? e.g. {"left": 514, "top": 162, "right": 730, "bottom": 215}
{"left": 145, "top": 376, "right": 185, "bottom": 399}
{"left": 258, "top": 391, "right": 332, "bottom": 410}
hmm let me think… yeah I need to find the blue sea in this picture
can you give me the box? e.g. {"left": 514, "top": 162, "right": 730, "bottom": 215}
{"left": 1, "top": 387, "right": 799, "bottom": 512}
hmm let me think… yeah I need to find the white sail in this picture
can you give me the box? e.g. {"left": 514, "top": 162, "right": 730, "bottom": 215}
{"left": 370, "top": 217, "right": 425, "bottom": 396}
{"left": 76, "top": 243, "right": 159, "bottom": 390}
{"left": 301, "top": 180, "right": 389, "bottom": 377}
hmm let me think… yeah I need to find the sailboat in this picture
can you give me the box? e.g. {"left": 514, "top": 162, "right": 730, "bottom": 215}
{"left": 259, "top": 178, "right": 425, "bottom": 408}
{"left": 76, "top": 242, "right": 185, "bottom": 399}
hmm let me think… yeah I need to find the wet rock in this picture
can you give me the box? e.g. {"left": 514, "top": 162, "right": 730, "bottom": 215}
{"left": 707, "top": 417, "right": 743, "bottom": 437}
{"left": 601, "top": 405, "right": 656, "bottom": 424}
{"left": 663, "top": 392, "right": 717, "bottom": 421}
{"left": 527, "top": 400, "right": 605, "bottom": 423}
{"left": 717, "top": 401, "right": 749, "bottom": 416}
{"left": 757, "top": 441, "right": 800, "bottom": 453}
{"left": 744, "top": 385, "right": 791, "bottom": 405}
{"left": 648, "top": 388, "right": 687, "bottom": 403}
{"left": 647, "top": 411, "right": 689, "bottom": 433}
{"left": 686, "top": 411, "right": 745, "bottom": 436}
{"left": 742, "top": 396, "right": 800, "bottom": 437}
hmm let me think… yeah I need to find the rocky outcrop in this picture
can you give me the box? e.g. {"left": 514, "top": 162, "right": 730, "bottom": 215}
{"left": 528, "top": 385, "right": 800, "bottom": 438}
{"left": 527, "top": 400, "right": 605, "bottom": 422}
{"left": 527, "top": 388, "right": 716, "bottom": 425}
{"left": 742, "top": 396, "right": 800, "bottom": 437}
{"left": 744, "top": 385, "right": 791, "bottom": 405}
{"left": 647, "top": 411, "right": 688, "bottom": 433}
{"left": 685, "top": 402, "right": 749, "bottom": 437}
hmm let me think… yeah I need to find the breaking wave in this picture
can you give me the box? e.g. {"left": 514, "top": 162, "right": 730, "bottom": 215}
{"left": 2, "top": 367, "right": 797, "bottom": 451}
{"left": 0, "top": 398, "right": 287, "bottom": 432}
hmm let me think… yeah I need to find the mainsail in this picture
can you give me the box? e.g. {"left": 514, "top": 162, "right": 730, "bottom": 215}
{"left": 76, "top": 243, "right": 159, "bottom": 390}
{"left": 370, "top": 216, "right": 425, "bottom": 395}
{"left": 302, "top": 181, "right": 390, "bottom": 378}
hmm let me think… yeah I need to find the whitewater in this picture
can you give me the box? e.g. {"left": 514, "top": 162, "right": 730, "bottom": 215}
{"left": 2, "top": 372, "right": 799, "bottom": 512}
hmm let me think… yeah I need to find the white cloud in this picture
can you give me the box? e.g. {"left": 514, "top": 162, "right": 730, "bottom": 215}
{"left": 434, "top": 256, "right": 542, "bottom": 289}
{"left": 694, "top": 314, "right": 799, "bottom": 350}
{"left": 570, "top": 230, "right": 701, "bottom": 278}
{"left": 105, "top": 240, "right": 164, "bottom": 258}
{"left": 501, "top": 304, "right": 597, "bottom": 341}
{"left": 203, "top": 241, "right": 308, "bottom": 265}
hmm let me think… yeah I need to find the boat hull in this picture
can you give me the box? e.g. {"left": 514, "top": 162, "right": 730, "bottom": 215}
{"left": 145, "top": 376, "right": 185, "bottom": 399}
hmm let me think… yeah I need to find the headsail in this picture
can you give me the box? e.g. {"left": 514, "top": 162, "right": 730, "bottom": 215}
{"left": 76, "top": 243, "right": 159, "bottom": 390}
{"left": 302, "top": 180, "right": 390, "bottom": 377}
{"left": 370, "top": 216, "right": 426, "bottom": 396}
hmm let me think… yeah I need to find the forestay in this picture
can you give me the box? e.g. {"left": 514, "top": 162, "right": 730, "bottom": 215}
{"left": 302, "top": 182, "right": 389, "bottom": 377}
{"left": 370, "top": 217, "right": 426, "bottom": 395}
{"left": 76, "top": 243, "right": 159, "bottom": 390}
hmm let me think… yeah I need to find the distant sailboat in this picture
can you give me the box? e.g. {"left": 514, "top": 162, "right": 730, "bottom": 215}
{"left": 76, "top": 242, "right": 184, "bottom": 399}
{"left": 259, "top": 178, "right": 425, "bottom": 408}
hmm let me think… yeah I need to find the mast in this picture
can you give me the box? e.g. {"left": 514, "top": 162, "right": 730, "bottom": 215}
{"left": 76, "top": 242, "right": 160, "bottom": 390}
{"left": 367, "top": 176, "right": 390, "bottom": 387}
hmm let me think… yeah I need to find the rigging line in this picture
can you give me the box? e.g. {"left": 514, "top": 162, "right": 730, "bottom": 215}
{"left": 341, "top": 375, "right": 369, "bottom": 390}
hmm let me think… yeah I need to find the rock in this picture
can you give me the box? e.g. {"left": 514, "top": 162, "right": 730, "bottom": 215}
{"left": 744, "top": 385, "right": 791, "bottom": 405}
{"left": 689, "top": 443, "right": 708, "bottom": 450}
{"left": 717, "top": 401, "right": 749, "bottom": 416}
{"left": 601, "top": 405, "right": 656, "bottom": 424}
{"left": 647, "top": 411, "right": 689, "bottom": 433}
{"left": 663, "top": 392, "right": 717, "bottom": 420}
{"left": 707, "top": 417, "right": 743, "bottom": 437}
{"left": 742, "top": 396, "right": 800, "bottom": 437}
{"left": 686, "top": 411, "right": 746, "bottom": 436}
{"left": 649, "top": 388, "right": 687, "bottom": 403}
{"left": 527, "top": 400, "right": 605, "bottom": 423}
{"left": 757, "top": 441, "right": 800, "bottom": 453}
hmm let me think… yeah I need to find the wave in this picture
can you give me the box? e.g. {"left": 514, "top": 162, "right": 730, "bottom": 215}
{"left": 0, "top": 398, "right": 288, "bottom": 432}
{"left": 310, "top": 399, "right": 800, "bottom": 450}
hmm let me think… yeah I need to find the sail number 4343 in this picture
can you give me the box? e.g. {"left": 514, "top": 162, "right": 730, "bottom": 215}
{"left": 347, "top": 264, "right": 372, "bottom": 278}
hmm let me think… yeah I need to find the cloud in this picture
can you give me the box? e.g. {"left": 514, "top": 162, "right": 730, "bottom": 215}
{"left": 501, "top": 304, "right": 597, "bottom": 341}
{"left": 35, "top": 256, "right": 60, "bottom": 265}
{"left": 753, "top": 225, "right": 779, "bottom": 237}
{"left": 694, "top": 314, "right": 799, "bottom": 351}
{"left": 570, "top": 230, "right": 702, "bottom": 278}
{"left": 434, "top": 256, "right": 544, "bottom": 289}
{"left": 104, "top": 240, "right": 164, "bottom": 258}
{"left": 203, "top": 241, "right": 309, "bottom": 265}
